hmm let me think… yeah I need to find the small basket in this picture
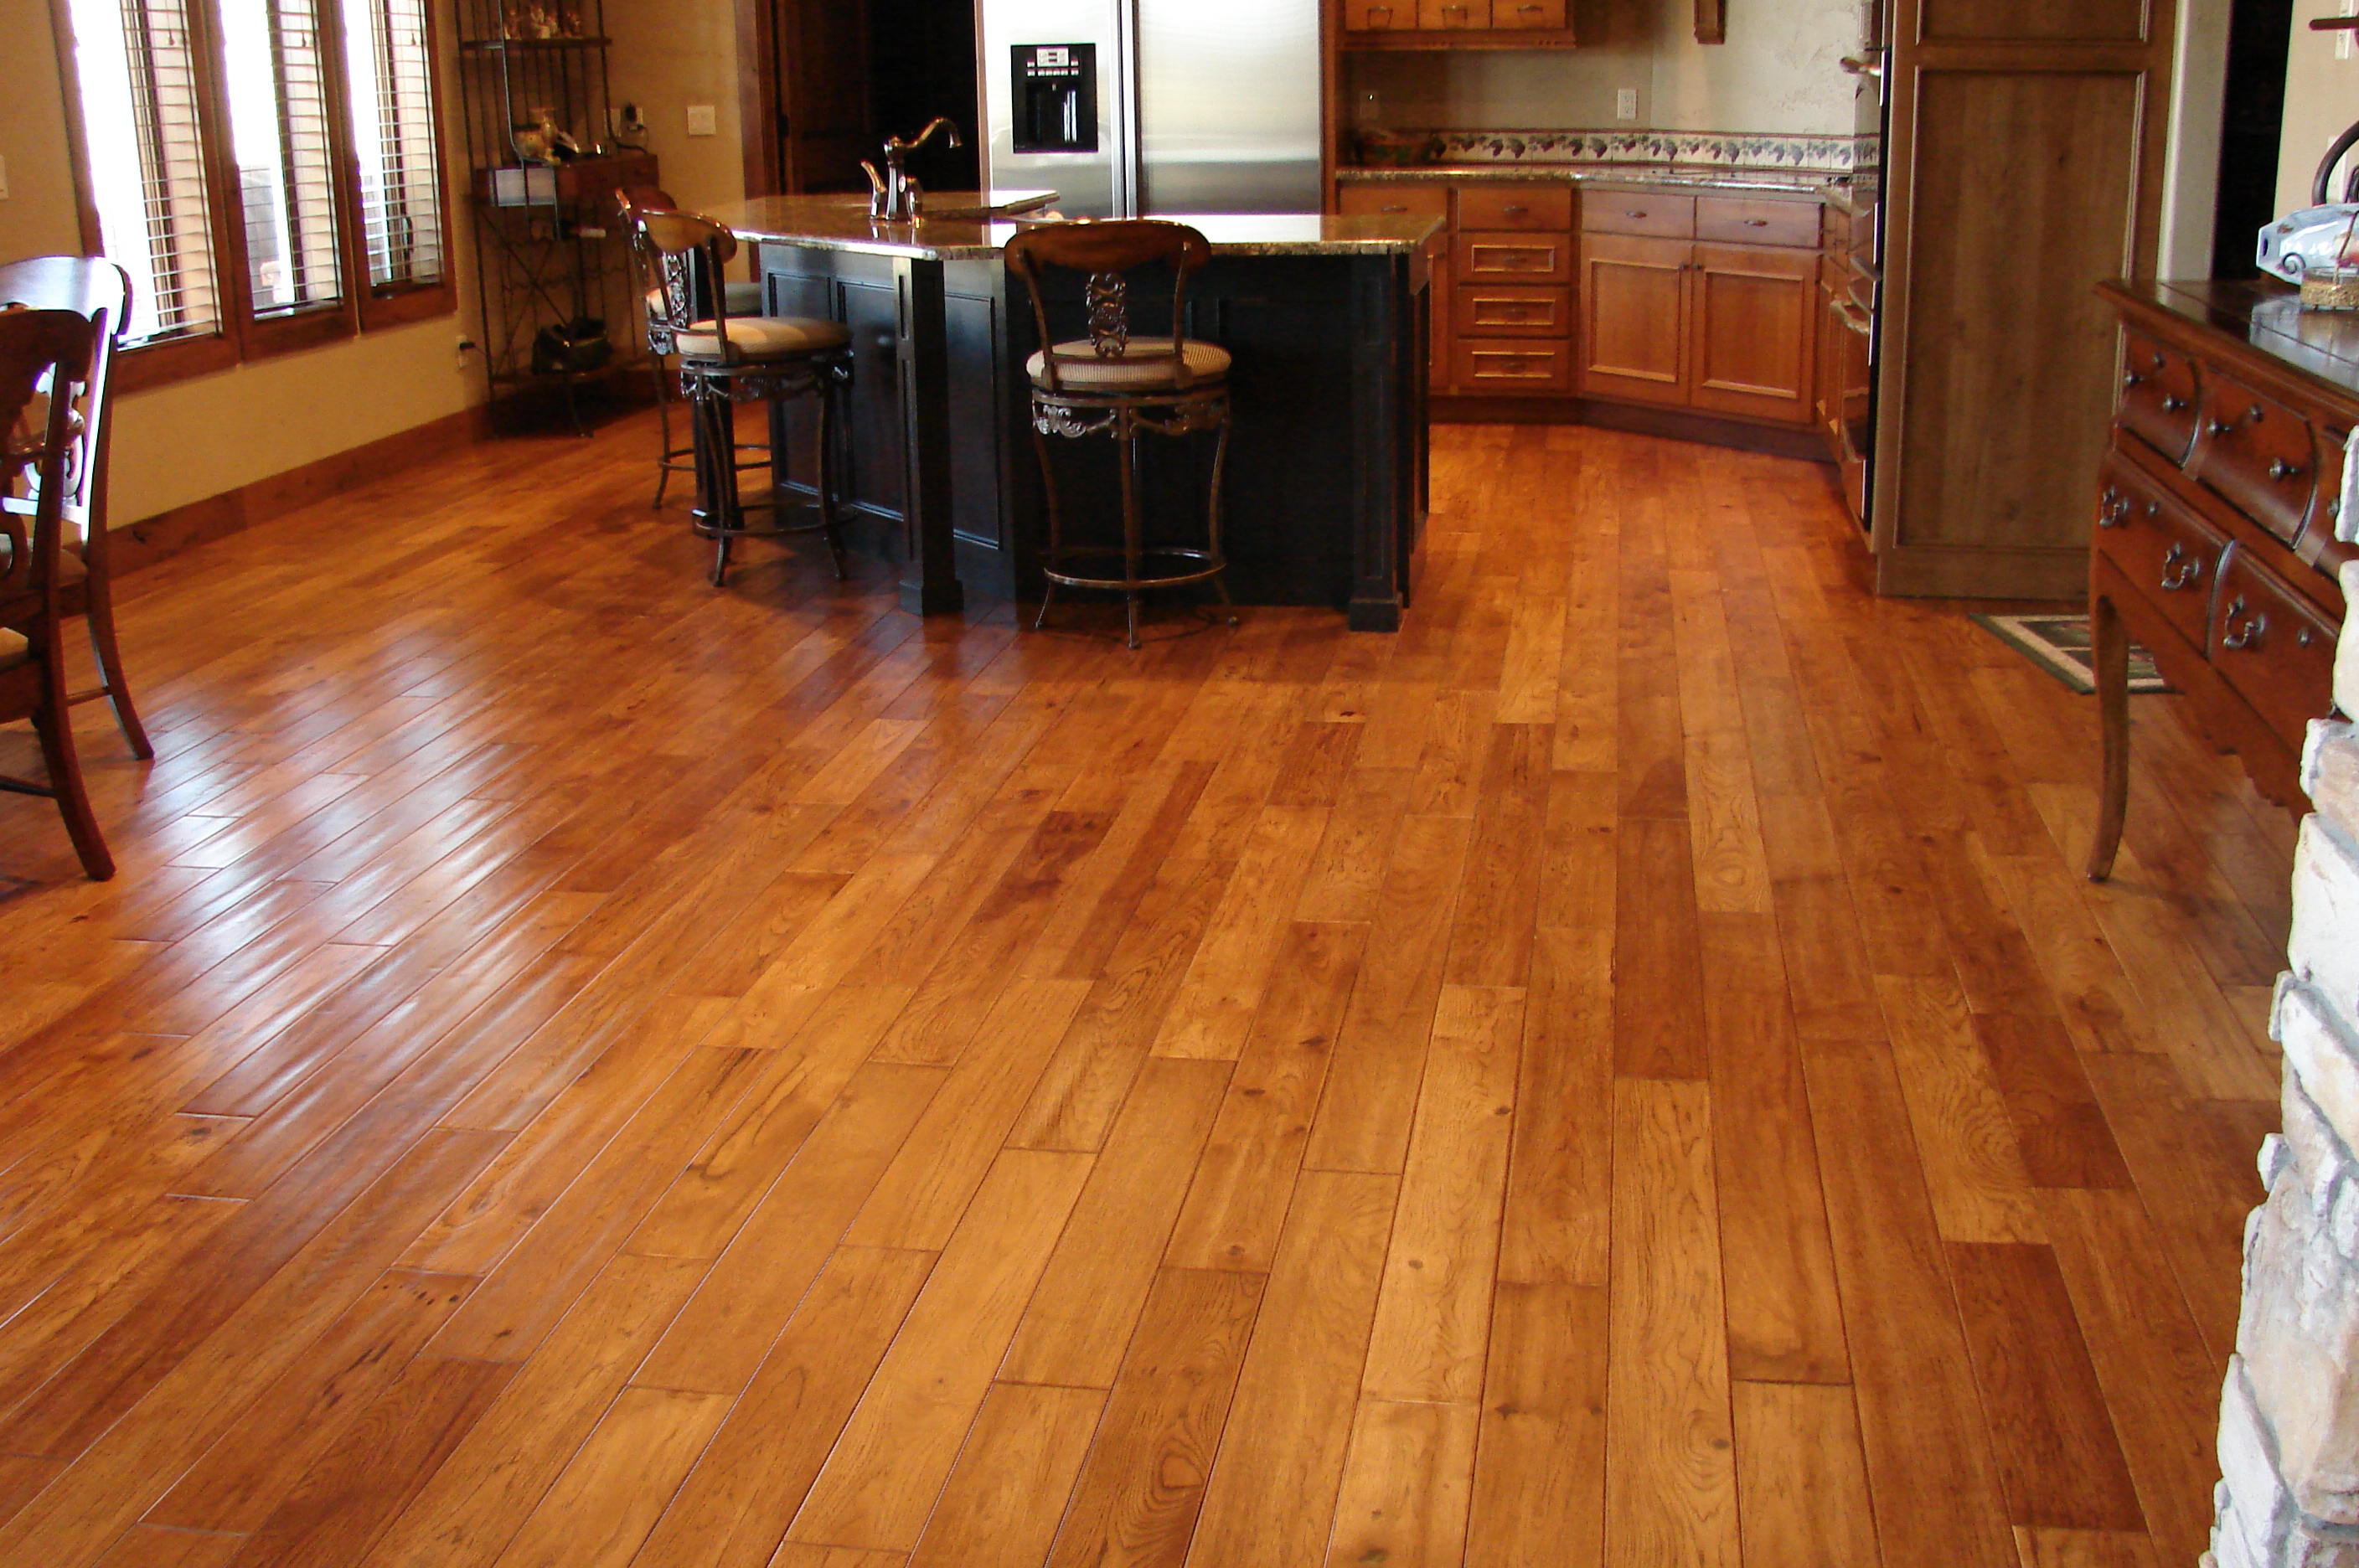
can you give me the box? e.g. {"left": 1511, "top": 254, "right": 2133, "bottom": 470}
{"left": 2305, "top": 266, "right": 2359, "bottom": 311}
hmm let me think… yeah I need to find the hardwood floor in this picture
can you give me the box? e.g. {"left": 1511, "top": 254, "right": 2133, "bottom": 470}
{"left": 0, "top": 415, "right": 2283, "bottom": 1568}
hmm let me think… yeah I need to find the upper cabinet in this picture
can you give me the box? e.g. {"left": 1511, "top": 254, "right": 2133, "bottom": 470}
{"left": 1341, "top": 0, "right": 1576, "bottom": 48}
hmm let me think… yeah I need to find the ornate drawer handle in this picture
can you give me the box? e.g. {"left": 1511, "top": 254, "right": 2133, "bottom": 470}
{"left": 2222, "top": 597, "right": 2269, "bottom": 650}
{"left": 2161, "top": 395, "right": 2187, "bottom": 413}
{"left": 2160, "top": 543, "right": 2202, "bottom": 591}
{"left": 2208, "top": 419, "right": 2234, "bottom": 436}
{"left": 2270, "top": 458, "right": 2305, "bottom": 481}
{"left": 2098, "top": 487, "right": 2130, "bottom": 529}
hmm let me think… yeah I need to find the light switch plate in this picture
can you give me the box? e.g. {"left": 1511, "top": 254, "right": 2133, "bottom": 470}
{"left": 1616, "top": 88, "right": 1639, "bottom": 121}
{"left": 686, "top": 104, "right": 717, "bottom": 137}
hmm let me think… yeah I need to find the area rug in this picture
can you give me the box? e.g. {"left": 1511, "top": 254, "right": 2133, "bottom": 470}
{"left": 1971, "top": 613, "right": 2171, "bottom": 696}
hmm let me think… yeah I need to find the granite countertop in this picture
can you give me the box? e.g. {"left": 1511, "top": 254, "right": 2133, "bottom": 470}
{"left": 710, "top": 194, "right": 1443, "bottom": 261}
{"left": 1337, "top": 162, "right": 1845, "bottom": 194}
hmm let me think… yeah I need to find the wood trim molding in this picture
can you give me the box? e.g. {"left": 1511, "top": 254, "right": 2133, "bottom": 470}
{"left": 1871, "top": 542, "right": 2083, "bottom": 601}
{"left": 110, "top": 402, "right": 493, "bottom": 577}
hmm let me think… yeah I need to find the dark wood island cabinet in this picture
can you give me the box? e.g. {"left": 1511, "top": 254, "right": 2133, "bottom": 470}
{"left": 705, "top": 199, "right": 1439, "bottom": 631}
{"left": 2090, "top": 280, "right": 2353, "bottom": 879}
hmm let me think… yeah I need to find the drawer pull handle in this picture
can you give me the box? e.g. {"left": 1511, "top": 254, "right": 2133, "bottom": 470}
{"left": 2160, "top": 544, "right": 2202, "bottom": 592}
{"left": 2161, "top": 395, "right": 2187, "bottom": 413}
{"left": 2300, "top": 627, "right": 2318, "bottom": 648}
{"left": 1504, "top": 204, "right": 1529, "bottom": 216}
{"left": 2208, "top": 419, "right": 2234, "bottom": 436}
{"left": 2251, "top": 404, "right": 2266, "bottom": 422}
{"left": 1743, "top": 218, "right": 1770, "bottom": 227}
{"left": 1626, "top": 210, "right": 1649, "bottom": 219}
{"left": 2098, "top": 488, "right": 2129, "bottom": 529}
{"left": 2124, "top": 371, "right": 2148, "bottom": 387}
{"left": 2222, "top": 598, "right": 2269, "bottom": 651}
{"left": 2271, "top": 458, "right": 2305, "bottom": 481}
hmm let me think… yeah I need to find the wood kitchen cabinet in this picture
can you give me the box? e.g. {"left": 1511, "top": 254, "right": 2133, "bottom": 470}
{"left": 1577, "top": 189, "right": 1819, "bottom": 428}
{"left": 1339, "top": 182, "right": 1453, "bottom": 392}
{"left": 1340, "top": 0, "right": 1574, "bottom": 44}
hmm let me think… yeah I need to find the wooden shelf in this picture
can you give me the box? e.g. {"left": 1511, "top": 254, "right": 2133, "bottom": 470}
{"left": 457, "top": 34, "right": 612, "bottom": 52}
{"left": 1340, "top": 28, "right": 1578, "bottom": 49}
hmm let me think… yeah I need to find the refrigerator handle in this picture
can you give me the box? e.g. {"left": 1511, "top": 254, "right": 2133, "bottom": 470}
{"left": 1113, "top": 0, "right": 1141, "bottom": 218}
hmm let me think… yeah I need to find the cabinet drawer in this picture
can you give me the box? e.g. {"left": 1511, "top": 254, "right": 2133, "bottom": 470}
{"left": 2116, "top": 331, "right": 2201, "bottom": 466}
{"left": 1338, "top": 184, "right": 1449, "bottom": 219}
{"left": 1454, "top": 338, "right": 1573, "bottom": 393}
{"left": 1696, "top": 197, "right": 1818, "bottom": 249}
{"left": 1456, "top": 232, "right": 1572, "bottom": 284}
{"left": 1457, "top": 284, "right": 1571, "bottom": 338}
{"left": 2210, "top": 544, "right": 2341, "bottom": 742}
{"left": 1582, "top": 192, "right": 1696, "bottom": 240}
{"left": 1458, "top": 186, "right": 1572, "bottom": 232}
{"left": 1345, "top": 0, "right": 1416, "bottom": 27}
{"left": 1418, "top": 0, "right": 1489, "bottom": 25}
{"left": 1491, "top": 0, "right": 1566, "bottom": 23}
{"left": 2094, "top": 456, "right": 2230, "bottom": 650}
{"left": 2192, "top": 374, "right": 2318, "bottom": 545}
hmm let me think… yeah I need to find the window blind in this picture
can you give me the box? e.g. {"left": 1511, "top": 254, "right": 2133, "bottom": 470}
{"left": 220, "top": 0, "right": 344, "bottom": 315}
{"left": 70, "top": 0, "right": 222, "bottom": 346}
{"left": 346, "top": 0, "right": 447, "bottom": 291}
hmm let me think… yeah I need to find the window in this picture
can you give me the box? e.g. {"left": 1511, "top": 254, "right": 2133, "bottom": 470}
{"left": 50, "top": 0, "right": 454, "bottom": 387}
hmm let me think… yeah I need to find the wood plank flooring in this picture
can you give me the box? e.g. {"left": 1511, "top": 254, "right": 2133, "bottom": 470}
{"left": 0, "top": 415, "right": 2284, "bottom": 1567}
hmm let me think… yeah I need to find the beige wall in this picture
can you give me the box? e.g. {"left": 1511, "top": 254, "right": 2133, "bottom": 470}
{"left": 1348, "top": 0, "right": 1860, "bottom": 135}
{"left": 1, "top": 0, "right": 485, "bottom": 526}
{"left": 607, "top": 0, "right": 746, "bottom": 213}
{"left": 2279, "top": 0, "right": 2359, "bottom": 217}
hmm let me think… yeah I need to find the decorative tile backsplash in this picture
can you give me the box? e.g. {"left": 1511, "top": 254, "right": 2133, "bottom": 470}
{"left": 1369, "top": 129, "right": 1863, "bottom": 173}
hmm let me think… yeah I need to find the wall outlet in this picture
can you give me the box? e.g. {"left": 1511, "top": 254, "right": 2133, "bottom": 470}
{"left": 1616, "top": 88, "right": 1639, "bottom": 121}
{"left": 685, "top": 104, "right": 718, "bottom": 137}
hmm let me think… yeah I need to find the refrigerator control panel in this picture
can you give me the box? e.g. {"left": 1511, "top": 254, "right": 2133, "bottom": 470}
{"left": 1012, "top": 44, "right": 1098, "bottom": 154}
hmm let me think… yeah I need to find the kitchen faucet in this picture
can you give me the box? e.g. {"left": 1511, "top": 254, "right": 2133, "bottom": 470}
{"left": 863, "top": 118, "right": 963, "bottom": 223}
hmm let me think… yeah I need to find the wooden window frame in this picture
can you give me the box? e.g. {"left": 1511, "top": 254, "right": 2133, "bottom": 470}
{"left": 46, "top": 0, "right": 456, "bottom": 395}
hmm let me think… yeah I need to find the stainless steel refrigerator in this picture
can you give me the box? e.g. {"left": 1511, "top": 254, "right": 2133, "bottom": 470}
{"left": 977, "top": 0, "right": 1323, "bottom": 219}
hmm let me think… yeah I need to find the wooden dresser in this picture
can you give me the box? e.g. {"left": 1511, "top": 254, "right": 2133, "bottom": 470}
{"left": 2089, "top": 280, "right": 2354, "bottom": 879}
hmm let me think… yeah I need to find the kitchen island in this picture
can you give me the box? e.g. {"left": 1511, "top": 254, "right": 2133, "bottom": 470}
{"left": 706, "top": 197, "right": 1441, "bottom": 631}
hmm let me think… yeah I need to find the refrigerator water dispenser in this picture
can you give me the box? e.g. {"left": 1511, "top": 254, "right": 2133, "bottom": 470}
{"left": 1013, "top": 44, "right": 1097, "bottom": 154}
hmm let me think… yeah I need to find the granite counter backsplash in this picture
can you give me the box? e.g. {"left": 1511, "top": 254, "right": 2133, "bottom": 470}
{"left": 1351, "top": 128, "right": 1865, "bottom": 175}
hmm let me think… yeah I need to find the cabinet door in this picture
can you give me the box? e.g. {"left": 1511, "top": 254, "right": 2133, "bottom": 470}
{"left": 1418, "top": 0, "right": 1490, "bottom": 27}
{"left": 1578, "top": 233, "right": 1690, "bottom": 407}
{"left": 1688, "top": 241, "right": 1816, "bottom": 426}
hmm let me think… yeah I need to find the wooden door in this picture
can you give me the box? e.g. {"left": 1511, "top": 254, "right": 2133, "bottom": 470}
{"left": 1872, "top": 0, "right": 2177, "bottom": 596}
{"left": 1578, "top": 233, "right": 1689, "bottom": 407}
{"left": 1688, "top": 243, "right": 1817, "bottom": 426}
{"left": 738, "top": 0, "right": 874, "bottom": 196}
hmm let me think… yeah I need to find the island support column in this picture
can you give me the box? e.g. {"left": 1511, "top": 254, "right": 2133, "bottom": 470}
{"left": 894, "top": 256, "right": 965, "bottom": 617}
{"left": 1347, "top": 251, "right": 1423, "bottom": 633}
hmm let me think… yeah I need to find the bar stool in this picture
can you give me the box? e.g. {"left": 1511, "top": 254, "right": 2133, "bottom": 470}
{"left": 1004, "top": 220, "right": 1236, "bottom": 650}
{"left": 624, "top": 209, "right": 854, "bottom": 587}
{"left": 617, "top": 187, "right": 769, "bottom": 508}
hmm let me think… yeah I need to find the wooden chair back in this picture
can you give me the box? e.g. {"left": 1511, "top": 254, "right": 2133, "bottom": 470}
{"left": 0, "top": 256, "right": 129, "bottom": 550}
{"left": 622, "top": 209, "right": 741, "bottom": 341}
{"left": 1003, "top": 220, "right": 1212, "bottom": 395}
{"left": 0, "top": 308, "right": 96, "bottom": 617}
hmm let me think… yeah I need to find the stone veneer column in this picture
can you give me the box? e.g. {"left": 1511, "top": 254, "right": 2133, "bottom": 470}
{"left": 2212, "top": 562, "right": 2359, "bottom": 1568}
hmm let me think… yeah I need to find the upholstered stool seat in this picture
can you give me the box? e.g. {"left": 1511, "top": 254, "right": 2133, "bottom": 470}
{"left": 1025, "top": 338, "right": 1231, "bottom": 393}
{"left": 643, "top": 279, "right": 765, "bottom": 326}
{"left": 676, "top": 314, "right": 853, "bottom": 363}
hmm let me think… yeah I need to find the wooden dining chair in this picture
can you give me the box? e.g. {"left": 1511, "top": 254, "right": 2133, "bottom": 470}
{"left": 0, "top": 256, "right": 152, "bottom": 760}
{"left": 0, "top": 306, "right": 115, "bottom": 880}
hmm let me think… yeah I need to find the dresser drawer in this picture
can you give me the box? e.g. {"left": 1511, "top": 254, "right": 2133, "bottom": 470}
{"left": 1582, "top": 192, "right": 1696, "bottom": 240}
{"left": 2192, "top": 374, "right": 2318, "bottom": 545}
{"left": 2094, "top": 456, "right": 2229, "bottom": 649}
{"left": 1456, "top": 232, "right": 1572, "bottom": 284}
{"left": 2116, "top": 331, "right": 2202, "bottom": 466}
{"left": 1454, "top": 338, "right": 1573, "bottom": 393}
{"left": 1458, "top": 186, "right": 1572, "bottom": 232}
{"left": 2210, "top": 544, "right": 2341, "bottom": 740}
{"left": 1696, "top": 196, "right": 1818, "bottom": 249}
{"left": 1338, "top": 184, "right": 1450, "bottom": 220}
{"left": 1456, "top": 283, "right": 1571, "bottom": 338}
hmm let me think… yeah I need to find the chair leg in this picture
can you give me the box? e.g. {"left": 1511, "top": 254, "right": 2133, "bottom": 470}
{"left": 1118, "top": 419, "right": 1144, "bottom": 651}
{"left": 1030, "top": 420, "right": 1064, "bottom": 636}
{"left": 29, "top": 678, "right": 113, "bottom": 881}
{"left": 81, "top": 576, "right": 155, "bottom": 759}
{"left": 653, "top": 365, "right": 676, "bottom": 508}
{"left": 1206, "top": 410, "right": 1239, "bottom": 628}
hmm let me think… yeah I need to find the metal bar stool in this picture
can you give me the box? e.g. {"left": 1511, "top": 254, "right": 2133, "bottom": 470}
{"left": 623, "top": 209, "right": 854, "bottom": 587}
{"left": 1004, "top": 220, "right": 1237, "bottom": 650}
{"left": 616, "top": 187, "right": 771, "bottom": 509}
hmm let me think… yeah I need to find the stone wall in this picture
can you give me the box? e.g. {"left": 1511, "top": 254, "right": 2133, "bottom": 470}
{"left": 2212, "top": 562, "right": 2359, "bottom": 1567}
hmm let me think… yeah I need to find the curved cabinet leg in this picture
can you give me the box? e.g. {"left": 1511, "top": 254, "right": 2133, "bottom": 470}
{"left": 2087, "top": 590, "right": 2130, "bottom": 882}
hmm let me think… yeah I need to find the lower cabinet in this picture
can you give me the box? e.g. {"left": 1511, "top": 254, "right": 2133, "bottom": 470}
{"left": 1576, "top": 231, "right": 1816, "bottom": 426}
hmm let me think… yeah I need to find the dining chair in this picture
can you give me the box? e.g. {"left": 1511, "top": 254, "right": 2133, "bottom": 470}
{"left": 623, "top": 207, "right": 855, "bottom": 586}
{"left": 616, "top": 186, "right": 771, "bottom": 508}
{"left": 0, "top": 256, "right": 152, "bottom": 760}
{"left": 1004, "top": 219, "right": 1237, "bottom": 649}
{"left": 0, "top": 306, "right": 116, "bottom": 880}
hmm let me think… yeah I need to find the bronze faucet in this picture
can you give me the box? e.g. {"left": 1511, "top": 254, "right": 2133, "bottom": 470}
{"left": 863, "top": 118, "right": 963, "bottom": 223}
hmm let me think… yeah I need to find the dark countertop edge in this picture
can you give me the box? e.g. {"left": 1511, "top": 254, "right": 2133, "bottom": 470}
{"left": 741, "top": 220, "right": 1446, "bottom": 263}
{"left": 1337, "top": 163, "right": 1847, "bottom": 193}
{"left": 2112, "top": 277, "right": 2359, "bottom": 417}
